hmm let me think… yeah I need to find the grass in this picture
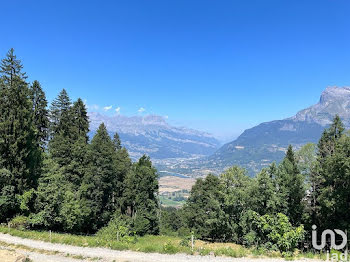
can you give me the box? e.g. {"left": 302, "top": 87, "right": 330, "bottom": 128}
{"left": 159, "top": 196, "right": 186, "bottom": 207}
{"left": 0, "top": 226, "right": 325, "bottom": 260}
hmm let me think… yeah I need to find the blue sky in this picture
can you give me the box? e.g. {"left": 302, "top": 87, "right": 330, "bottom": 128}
{"left": 2, "top": 0, "right": 350, "bottom": 140}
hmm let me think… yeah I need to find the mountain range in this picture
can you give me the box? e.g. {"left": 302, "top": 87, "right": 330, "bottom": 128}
{"left": 88, "top": 86, "right": 350, "bottom": 177}
{"left": 88, "top": 112, "right": 221, "bottom": 162}
{"left": 192, "top": 86, "right": 350, "bottom": 175}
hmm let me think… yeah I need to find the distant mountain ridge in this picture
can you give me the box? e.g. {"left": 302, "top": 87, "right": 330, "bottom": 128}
{"left": 197, "top": 86, "right": 350, "bottom": 175}
{"left": 88, "top": 112, "right": 221, "bottom": 160}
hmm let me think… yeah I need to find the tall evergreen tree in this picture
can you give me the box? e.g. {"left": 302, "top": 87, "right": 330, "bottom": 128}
{"left": 310, "top": 116, "right": 347, "bottom": 230}
{"left": 0, "top": 49, "right": 36, "bottom": 195}
{"left": 79, "top": 123, "right": 117, "bottom": 230}
{"left": 28, "top": 80, "right": 49, "bottom": 187}
{"left": 317, "top": 115, "right": 344, "bottom": 160}
{"left": 276, "top": 145, "right": 305, "bottom": 225}
{"left": 250, "top": 168, "right": 278, "bottom": 215}
{"left": 71, "top": 98, "right": 89, "bottom": 141}
{"left": 48, "top": 90, "right": 74, "bottom": 167}
{"left": 49, "top": 89, "right": 71, "bottom": 136}
{"left": 30, "top": 80, "right": 49, "bottom": 150}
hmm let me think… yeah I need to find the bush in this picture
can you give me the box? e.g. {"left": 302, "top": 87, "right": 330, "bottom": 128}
{"left": 9, "top": 215, "right": 29, "bottom": 230}
{"left": 96, "top": 215, "right": 136, "bottom": 243}
{"left": 163, "top": 242, "right": 178, "bottom": 254}
{"left": 180, "top": 237, "right": 190, "bottom": 247}
{"left": 245, "top": 212, "right": 305, "bottom": 256}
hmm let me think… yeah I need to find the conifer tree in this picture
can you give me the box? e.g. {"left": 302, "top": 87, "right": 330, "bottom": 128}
{"left": 250, "top": 168, "right": 278, "bottom": 215}
{"left": 276, "top": 145, "right": 305, "bottom": 225}
{"left": 0, "top": 49, "right": 36, "bottom": 194}
{"left": 80, "top": 123, "right": 117, "bottom": 230}
{"left": 48, "top": 90, "right": 74, "bottom": 166}
{"left": 30, "top": 80, "right": 49, "bottom": 150}
{"left": 114, "top": 147, "right": 132, "bottom": 210}
{"left": 310, "top": 116, "right": 346, "bottom": 229}
{"left": 113, "top": 132, "right": 122, "bottom": 151}
{"left": 71, "top": 98, "right": 89, "bottom": 141}
{"left": 49, "top": 89, "right": 72, "bottom": 136}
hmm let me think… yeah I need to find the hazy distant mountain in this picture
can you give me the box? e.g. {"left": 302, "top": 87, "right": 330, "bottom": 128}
{"left": 88, "top": 112, "right": 220, "bottom": 160}
{"left": 198, "top": 86, "right": 350, "bottom": 175}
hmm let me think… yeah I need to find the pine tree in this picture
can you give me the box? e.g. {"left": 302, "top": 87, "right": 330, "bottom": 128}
{"left": 0, "top": 49, "right": 36, "bottom": 194}
{"left": 71, "top": 98, "right": 89, "bottom": 141}
{"left": 80, "top": 123, "right": 117, "bottom": 230}
{"left": 310, "top": 116, "right": 347, "bottom": 229}
{"left": 276, "top": 145, "right": 305, "bottom": 225}
{"left": 48, "top": 90, "right": 74, "bottom": 166}
{"left": 0, "top": 48, "right": 27, "bottom": 86}
{"left": 114, "top": 147, "right": 132, "bottom": 210}
{"left": 49, "top": 89, "right": 71, "bottom": 136}
{"left": 30, "top": 80, "right": 49, "bottom": 150}
{"left": 317, "top": 115, "right": 344, "bottom": 160}
{"left": 250, "top": 168, "right": 278, "bottom": 215}
{"left": 113, "top": 132, "right": 122, "bottom": 151}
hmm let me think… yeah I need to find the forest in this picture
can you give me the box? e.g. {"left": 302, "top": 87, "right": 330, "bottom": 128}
{"left": 1, "top": 49, "right": 350, "bottom": 257}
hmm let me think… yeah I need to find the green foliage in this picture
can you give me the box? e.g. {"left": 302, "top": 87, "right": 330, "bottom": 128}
{"left": 30, "top": 80, "right": 49, "bottom": 151}
{"left": 183, "top": 174, "right": 227, "bottom": 241}
{"left": 19, "top": 189, "right": 36, "bottom": 215}
{"left": 249, "top": 168, "right": 279, "bottom": 215}
{"left": 308, "top": 115, "right": 350, "bottom": 230}
{"left": 0, "top": 169, "right": 18, "bottom": 221}
{"left": 0, "top": 49, "right": 39, "bottom": 197}
{"left": 113, "top": 132, "right": 122, "bottom": 150}
{"left": 163, "top": 242, "right": 179, "bottom": 254}
{"left": 79, "top": 123, "right": 118, "bottom": 230}
{"left": 123, "top": 155, "right": 160, "bottom": 236}
{"left": 9, "top": 215, "right": 29, "bottom": 230}
{"left": 160, "top": 207, "right": 185, "bottom": 235}
{"left": 276, "top": 146, "right": 305, "bottom": 225}
{"left": 245, "top": 212, "right": 305, "bottom": 256}
{"left": 96, "top": 214, "right": 135, "bottom": 243}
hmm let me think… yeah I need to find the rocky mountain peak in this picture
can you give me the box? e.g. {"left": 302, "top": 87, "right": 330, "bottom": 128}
{"left": 320, "top": 86, "right": 350, "bottom": 104}
{"left": 291, "top": 86, "right": 350, "bottom": 126}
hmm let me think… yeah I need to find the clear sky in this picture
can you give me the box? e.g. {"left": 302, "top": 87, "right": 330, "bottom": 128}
{"left": 2, "top": 0, "right": 350, "bottom": 141}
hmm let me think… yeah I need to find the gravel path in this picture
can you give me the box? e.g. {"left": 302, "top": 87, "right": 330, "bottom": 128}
{"left": 0, "top": 233, "right": 322, "bottom": 262}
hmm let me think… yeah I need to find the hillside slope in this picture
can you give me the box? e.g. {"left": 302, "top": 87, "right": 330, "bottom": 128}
{"left": 201, "top": 86, "right": 350, "bottom": 175}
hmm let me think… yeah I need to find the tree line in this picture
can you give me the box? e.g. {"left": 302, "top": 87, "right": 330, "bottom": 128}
{"left": 0, "top": 49, "right": 159, "bottom": 235}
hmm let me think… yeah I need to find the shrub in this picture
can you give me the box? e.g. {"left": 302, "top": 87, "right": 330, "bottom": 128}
{"left": 9, "top": 215, "right": 29, "bottom": 230}
{"left": 96, "top": 215, "right": 136, "bottom": 243}
{"left": 163, "top": 242, "right": 178, "bottom": 254}
{"left": 245, "top": 212, "right": 305, "bottom": 256}
{"left": 180, "top": 237, "right": 189, "bottom": 247}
